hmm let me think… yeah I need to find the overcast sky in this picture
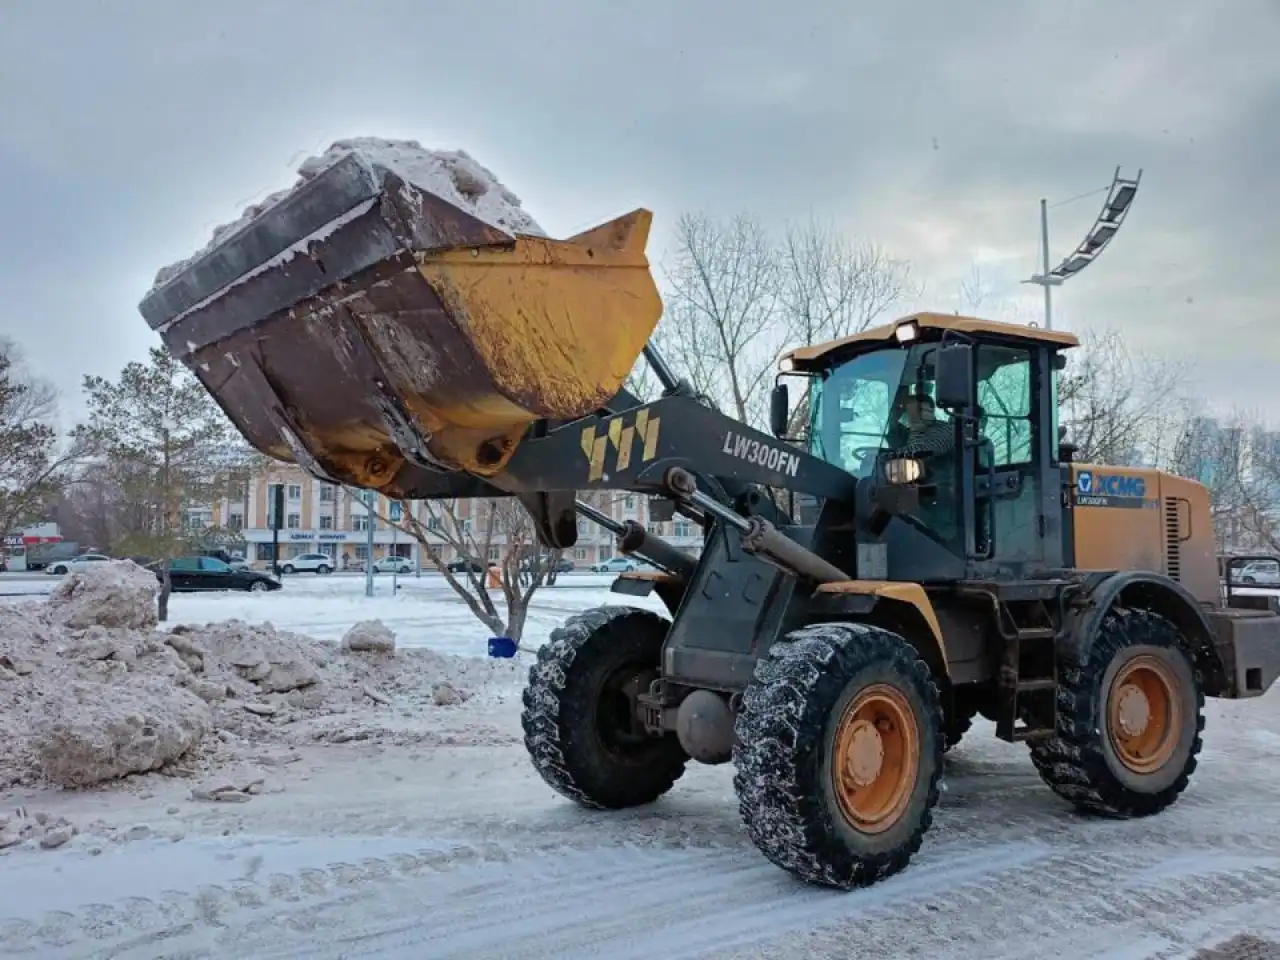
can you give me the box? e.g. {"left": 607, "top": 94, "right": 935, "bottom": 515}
{"left": 1, "top": 0, "right": 1277, "bottom": 426}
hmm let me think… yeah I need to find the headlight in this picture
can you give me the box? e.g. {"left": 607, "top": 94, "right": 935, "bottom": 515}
{"left": 883, "top": 457, "right": 923, "bottom": 485}
{"left": 894, "top": 322, "right": 919, "bottom": 344}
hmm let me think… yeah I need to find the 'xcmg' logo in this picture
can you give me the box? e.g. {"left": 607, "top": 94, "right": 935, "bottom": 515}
{"left": 1075, "top": 470, "right": 1154, "bottom": 509}
{"left": 1077, "top": 471, "right": 1146, "bottom": 499}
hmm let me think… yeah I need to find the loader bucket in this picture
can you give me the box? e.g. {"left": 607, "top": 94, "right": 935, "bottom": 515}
{"left": 138, "top": 153, "right": 663, "bottom": 497}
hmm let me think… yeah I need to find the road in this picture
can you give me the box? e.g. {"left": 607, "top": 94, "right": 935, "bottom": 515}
{"left": 3, "top": 699, "right": 1280, "bottom": 960}
{"left": 0, "top": 568, "right": 614, "bottom": 598}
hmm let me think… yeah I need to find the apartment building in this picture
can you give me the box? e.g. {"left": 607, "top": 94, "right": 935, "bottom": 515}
{"left": 193, "top": 465, "right": 703, "bottom": 569}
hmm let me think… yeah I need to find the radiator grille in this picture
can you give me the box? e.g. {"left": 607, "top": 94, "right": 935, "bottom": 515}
{"left": 1164, "top": 497, "right": 1182, "bottom": 581}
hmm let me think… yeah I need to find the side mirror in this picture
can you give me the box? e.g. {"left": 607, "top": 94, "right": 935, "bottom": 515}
{"left": 769, "top": 383, "right": 790, "bottom": 438}
{"left": 934, "top": 343, "right": 973, "bottom": 411}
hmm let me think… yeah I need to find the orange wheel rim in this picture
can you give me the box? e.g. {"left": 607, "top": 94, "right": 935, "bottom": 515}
{"left": 832, "top": 683, "right": 920, "bottom": 835}
{"left": 1107, "top": 655, "right": 1181, "bottom": 775}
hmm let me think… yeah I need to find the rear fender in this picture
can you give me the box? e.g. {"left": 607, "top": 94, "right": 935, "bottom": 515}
{"left": 812, "top": 581, "right": 948, "bottom": 680}
{"left": 611, "top": 570, "right": 688, "bottom": 616}
{"left": 1069, "top": 571, "right": 1227, "bottom": 695}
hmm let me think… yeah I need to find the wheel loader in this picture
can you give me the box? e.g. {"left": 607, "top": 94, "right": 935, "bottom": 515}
{"left": 141, "top": 154, "right": 1280, "bottom": 890}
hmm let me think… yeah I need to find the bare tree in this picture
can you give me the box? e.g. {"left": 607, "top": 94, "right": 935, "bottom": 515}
{"left": 775, "top": 218, "right": 917, "bottom": 437}
{"left": 0, "top": 339, "right": 90, "bottom": 539}
{"left": 381, "top": 497, "right": 560, "bottom": 645}
{"left": 957, "top": 262, "right": 992, "bottom": 315}
{"left": 1058, "top": 328, "right": 1194, "bottom": 468}
{"left": 1169, "top": 409, "right": 1280, "bottom": 553}
{"left": 780, "top": 218, "right": 916, "bottom": 346}
{"left": 623, "top": 355, "right": 662, "bottom": 404}
{"left": 652, "top": 212, "right": 916, "bottom": 440}
{"left": 655, "top": 212, "right": 783, "bottom": 427}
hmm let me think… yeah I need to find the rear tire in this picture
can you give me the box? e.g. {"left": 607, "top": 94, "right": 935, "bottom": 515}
{"left": 521, "top": 606, "right": 688, "bottom": 810}
{"left": 1030, "top": 607, "right": 1203, "bottom": 817}
{"left": 733, "top": 622, "right": 944, "bottom": 889}
{"left": 317, "top": 564, "right": 331, "bottom": 575}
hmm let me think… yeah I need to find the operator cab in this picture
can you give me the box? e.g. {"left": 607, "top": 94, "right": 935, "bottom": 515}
{"left": 772, "top": 313, "right": 1079, "bottom": 582}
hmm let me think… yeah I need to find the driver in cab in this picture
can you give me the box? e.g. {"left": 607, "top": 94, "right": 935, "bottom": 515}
{"left": 894, "top": 393, "right": 954, "bottom": 460}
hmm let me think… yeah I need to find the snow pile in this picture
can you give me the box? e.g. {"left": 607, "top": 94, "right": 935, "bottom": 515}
{"left": 0, "top": 562, "right": 524, "bottom": 790}
{"left": 33, "top": 678, "right": 212, "bottom": 788}
{"left": 340, "top": 619, "right": 397, "bottom": 654}
{"left": 47, "top": 559, "right": 159, "bottom": 631}
{"left": 153, "top": 136, "right": 545, "bottom": 288}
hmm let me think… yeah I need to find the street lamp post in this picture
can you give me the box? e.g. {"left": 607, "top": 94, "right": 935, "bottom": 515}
{"left": 391, "top": 507, "right": 399, "bottom": 594}
{"left": 1024, "top": 167, "right": 1143, "bottom": 330}
{"left": 362, "top": 489, "right": 375, "bottom": 597}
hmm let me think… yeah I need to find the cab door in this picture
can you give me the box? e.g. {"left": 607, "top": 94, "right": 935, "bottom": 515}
{"left": 972, "top": 344, "right": 1050, "bottom": 571}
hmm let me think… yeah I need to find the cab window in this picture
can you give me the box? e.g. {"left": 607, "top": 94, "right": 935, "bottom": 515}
{"left": 836, "top": 378, "right": 890, "bottom": 473}
{"left": 977, "top": 346, "right": 1034, "bottom": 466}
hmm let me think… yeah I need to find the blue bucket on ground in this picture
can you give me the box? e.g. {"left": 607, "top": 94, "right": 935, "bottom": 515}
{"left": 488, "top": 637, "right": 518, "bottom": 658}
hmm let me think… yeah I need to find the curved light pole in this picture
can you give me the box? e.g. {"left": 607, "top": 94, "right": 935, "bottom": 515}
{"left": 1024, "top": 166, "right": 1143, "bottom": 330}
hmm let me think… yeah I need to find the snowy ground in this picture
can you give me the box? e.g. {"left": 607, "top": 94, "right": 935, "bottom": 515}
{"left": 0, "top": 572, "right": 667, "bottom": 655}
{"left": 3, "top": 575, "right": 1280, "bottom": 959}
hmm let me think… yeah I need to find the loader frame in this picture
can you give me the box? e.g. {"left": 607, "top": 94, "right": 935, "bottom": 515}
{"left": 479, "top": 327, "right": 1273, "bottom": 750}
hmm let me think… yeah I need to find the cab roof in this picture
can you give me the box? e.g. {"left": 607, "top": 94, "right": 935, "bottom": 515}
{"left": 781, "top": 312, "right": 1081, "bottom": 370}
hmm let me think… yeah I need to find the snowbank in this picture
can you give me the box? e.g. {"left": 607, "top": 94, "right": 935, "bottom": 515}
{"left": 46, "top": 559, "right": 159, "bottom": 631}
{"left": 153, "top": 136, "right": 545, "bottom": 288}
{"left": 0, "top": 562, "right": 523, "bottom": 791}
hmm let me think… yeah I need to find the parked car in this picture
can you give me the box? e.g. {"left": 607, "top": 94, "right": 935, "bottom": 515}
{"left": 45, "top": 553, "right": 111, "bottom": 575}
{"left": 157, "top": 555, "right": 282, "bottom": 593}
{"left": 1233, "top": 559, "right": 1280, "bottom": 586}
{"left": 590, "top": 556, "right": 637, "bottom": 574}
{"left": 521, "top": 556, "right": 575, "bottom": 574}
{"left": 195, "top": 548, "right": 249, "bottom": 571}
{"left": 372, "top": 555, "right": 413, "bottom": 574}
{"left": 446, "top": 557, "right": 486, "bottom": 574}
{"left": 279, "top": 552, "right": 335, "bottom": 575}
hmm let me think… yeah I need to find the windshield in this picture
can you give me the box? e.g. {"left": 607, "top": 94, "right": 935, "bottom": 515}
{"left": 808, "top": 343, "right": 948, "bottom": 477}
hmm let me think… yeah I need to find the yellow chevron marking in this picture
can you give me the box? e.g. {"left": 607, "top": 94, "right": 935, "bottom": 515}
{"left": 643, "top": 416, "right": 661, "bottom": 461}
{"left": 617, "top": 425, "right": 636, "bottom": 470}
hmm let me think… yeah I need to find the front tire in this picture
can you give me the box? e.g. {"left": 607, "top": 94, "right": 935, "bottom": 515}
{"left": 249, "top": 580, "right": 269, "bottom": 593}
{"left": 733, "top": 622, "right": 944, "bottom": 889}
{"left": 521, "top": 606, "right": 688, "bottom": 809}
{"left": 1030, "top": 607, "right": 1203, "bottom": 817}
{"left": 282, "top": 564, "right": 295, "bottom": 575}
